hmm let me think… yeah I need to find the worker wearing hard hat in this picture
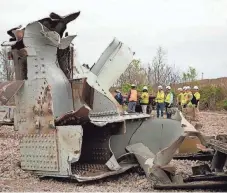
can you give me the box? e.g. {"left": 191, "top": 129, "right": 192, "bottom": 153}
{"left": 165, "top": 86, "right": 174, "bottom": 119}
{"left": 193, "top": 86, "right": 201, "bottom": 106}
{"left": 177, "top": 88, "right": 184, "bottom": 110}
{"left": 186, "top": 86, "right": 193, "bottom": 107}
{"left": 191, "top": 86, "right": 201, "bottom": 120}
{"left": 140, "top": 86, "right": 149, "bottom": 114}
{"left": 127, "top": 84, "right": 138, "bottom": 113}
{"left": 155, "top": 85, "right": 165, "bottom": 118}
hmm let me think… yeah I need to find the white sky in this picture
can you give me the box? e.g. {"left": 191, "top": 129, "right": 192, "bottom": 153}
{"left": 0, "top": 0, "right": 227, "bottom": 79}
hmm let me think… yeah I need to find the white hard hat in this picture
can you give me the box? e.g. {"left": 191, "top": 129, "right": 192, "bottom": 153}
{"left": 131, "top": 84, "right": 136, "bottom": 87}
{"left": 177, "top": 88, "right": 183, "bottom": 91}
{"left": 183, "top": 86, "right": 187, "bottom": 90}
{"left": 158, "top": 85, "right": 163, "bottom": 89}
{"left": 186, "top": 86, "right": 191, "bottom": 90}
{"left": 143, "top": 86, "right": 148, "bottom": 90}
{"left": 193, "top": 86, "right": 199, "bottom": 90}
{"left": 166, "top": 86, "right": 171, "bottom": 90}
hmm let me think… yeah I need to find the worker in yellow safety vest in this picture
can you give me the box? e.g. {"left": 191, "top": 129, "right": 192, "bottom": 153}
{"left": 193, "top": 86, "right": 201, "bottom": 107}
{"left": 155, "top": 85, "right": 165, "bottom": 118}
{"left": 177, "top": 88, "right": 184, "bottom": 110}
{"left": 127, "top": 84, "right": 138, "bottom": 113}
{"left": 182, "top": 86, "right": 187, "bottom": 108}
{"left": 140, "top": 86, "right": 149, "bottom": 114}
{"left": 186, "top": 86, "right": 193, "bottom": 107}
{"left": 165, "top": 86, "right": 174, "bottom": 119}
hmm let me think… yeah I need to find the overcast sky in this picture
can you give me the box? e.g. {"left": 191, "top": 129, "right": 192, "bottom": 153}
{"left": 0, "top": 0, "right": 227, "bottom": 79}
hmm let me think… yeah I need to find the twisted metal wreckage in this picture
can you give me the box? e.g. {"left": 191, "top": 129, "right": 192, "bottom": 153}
{"left": 1, "top": 11, "right": 206, "bottom": 183}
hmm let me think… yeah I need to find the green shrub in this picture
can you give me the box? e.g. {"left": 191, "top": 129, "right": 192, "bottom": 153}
{"left": 199, "top": 85, "right": 226, "bottom": 110}
{"left": 223, "top": 100, "right": 227, "bottom": 111}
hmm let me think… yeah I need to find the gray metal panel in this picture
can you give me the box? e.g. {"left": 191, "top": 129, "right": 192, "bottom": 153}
{"left": 22, "top": 21, "right": 74, "bottom": 118}
{"left": 129, "top": 118, "right": 184, "bottom": 155}
{"left": 90, "top": 37, "right": 134, "bottom": 90}
{"left": 110, "top": 120, "right": 143, "bottom": 159}
{"left": 57, "top": 126, "right": 83, "bottom": 175}
{"left": 20, "top": 133, "right": 59, "bottom": 171}
{"left": 110, "top": 118, "right": 184, "bottom": 159}
{"left": 90, "top": 38, "right": 120, "bottom": 75}
{"left": 126, "top": 143, "right": 155, "bottom": 177}
{"left": 91, "top": 90, "right": 117, "bottom": 113}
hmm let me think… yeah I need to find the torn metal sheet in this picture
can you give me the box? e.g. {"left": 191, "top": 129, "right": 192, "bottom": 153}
{"left": 128, "top": 118, "right": 184, "bottom": 154}
{"left": 126, "top": 143, "right": 155, "bottom": 178}
{"left": 90, "top": 38, "right": 134, "bottom": 91}
{"left": 90, "top": 113, "right": 149, "bottom": 127}
{"left": 72, "top": 163, "right": 138, "bottom": 182}
{"left": 126, "top": 135, "right": 186, "bottom": 184}
{"left": 55, "top": 105, "right": 90, "bottom": 126}
{"left": 154, "top": 134, "right": 186, "bottom": 166}
{"left": 178, "top": 111, "right": 206, "bottom": 153}
{"left": 76, "top": 37, "right": 134, "bottom": 114}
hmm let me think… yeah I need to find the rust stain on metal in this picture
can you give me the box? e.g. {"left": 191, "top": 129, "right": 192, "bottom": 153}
{"left": 55, "top": 105, "right": 90, "bottom": 126}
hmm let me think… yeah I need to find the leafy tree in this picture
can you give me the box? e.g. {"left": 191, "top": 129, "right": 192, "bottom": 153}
{"left": 115, "top": 59, "right": 148, "bottom": 87}
{"left": 182, "top": 66, "right": 198, "bottom": 82}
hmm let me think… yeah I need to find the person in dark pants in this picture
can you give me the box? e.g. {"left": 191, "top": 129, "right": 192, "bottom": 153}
{"left": 114, "top": 89, "right": 123, "bottom": 105}
{"left": 155, "top": 85, "right": 165, "bottom": 118}
{"left": 165, "top": 86, "right": 173, "bottom": 119}
{"left": 127, "top": 84, "right": 138, "bottom": 113}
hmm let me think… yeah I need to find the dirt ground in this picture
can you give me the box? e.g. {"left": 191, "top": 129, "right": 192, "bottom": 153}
{"left": 0, "top": 111, "right": 227, "bottom": 192}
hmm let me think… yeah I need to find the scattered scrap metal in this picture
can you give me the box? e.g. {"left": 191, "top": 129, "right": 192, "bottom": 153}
{"left": 2, "top": 10, "right": 225, "bottom": 191}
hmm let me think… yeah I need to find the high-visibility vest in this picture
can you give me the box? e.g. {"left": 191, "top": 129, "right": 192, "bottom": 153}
{"left": 187, "top": 92, "right": 193, "bottom": 106}
{"left": 141, "top": 92, "right": 149, "bottom": 104}
{"left": 156, "top": 91, "right": 165, "bottom": 103}
{"left": 177, "top": 93, "right": 184, "bottom": 104}
{"left": 165, "top": 92, "right": 172, "bottom": 103}
{"left": 129, "top": 89, "right": 137, "bottom": 102}
{"left": 194, "top": 92, "right": 200, "bottom": 100}
{"left": 183, "top": 92, "right": 188, "bottom": 102}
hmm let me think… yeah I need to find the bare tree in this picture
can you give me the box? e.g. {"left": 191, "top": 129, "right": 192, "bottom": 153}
{"left": 148, "top": 46, "right": 181, "bottom": 87}
{"left": 0, "top": 47, "right": 14, "bottom": 81}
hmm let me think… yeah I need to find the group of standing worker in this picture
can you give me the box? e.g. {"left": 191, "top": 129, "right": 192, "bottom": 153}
{"left": 155, "top": 85, "right": 201, "bottom": 119}
{"left": 155, "top": 85, "right": 174, "bottom": 119}
{"left": 176, "top": 85, "right": 201, "bottom": 120}
{"left": 127, "top": 84, "right": 149, "bottom": 113}
{"left": 114, "top": 83, "right": 201, "bottom": 120}
{"left": 114, "top": 84, "right": 149, "bottom": 114}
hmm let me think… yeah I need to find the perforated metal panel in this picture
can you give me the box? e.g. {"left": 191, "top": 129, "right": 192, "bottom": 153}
{"left": 20, "top": 134, "right": 59, "bottom": 171}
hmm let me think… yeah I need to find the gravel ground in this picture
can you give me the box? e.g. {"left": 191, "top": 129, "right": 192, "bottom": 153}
{"left": 0, "top": 111, "right": 227, "bottom": 192}
{"left": 195, "top": 111, "right": 227, "bottom": 136}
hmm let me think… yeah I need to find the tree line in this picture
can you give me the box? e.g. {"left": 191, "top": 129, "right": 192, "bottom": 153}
{"left": 114, "top": 46, "right": 198, "bottom": 93}
{"left": 0, "top": 46, "right": 198, "bottom": 86}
